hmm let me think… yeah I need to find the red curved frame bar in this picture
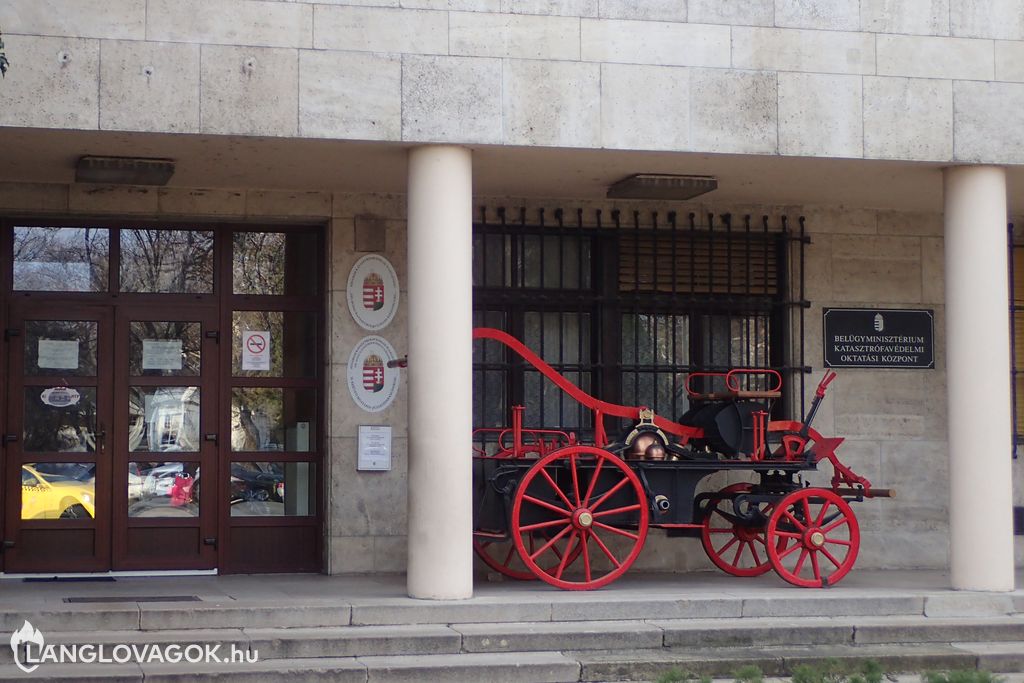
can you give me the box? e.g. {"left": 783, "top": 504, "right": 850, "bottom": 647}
{"left": 473, "top": 327, "right": 702, "bottom": 446}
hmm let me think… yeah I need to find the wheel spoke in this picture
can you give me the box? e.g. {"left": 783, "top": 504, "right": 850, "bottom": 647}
{"left": 569, "top": 453, "right": 582, "bottom": 507}
{"left": 593, "top": 503, "right": 642, "bottom": 518}
{"left": 782, "top": 509, "right": 807, "bottom": 531}
{"left": 504, "top": 543, "right": 517, "bottom": 565}
{"left": 824, "top": 537, "right": 853, "bottom": 547}
{"left": 581, "top": 456, "right": 604, "bottom": 507}
{"left": 748, "top": 540, "right": 763, "bottom": 566}
{"left": 732, "top": 540, "right": 745, "bottom": 566}
{"left": 592, "top": 520, "right": 640, "bottom": 541}
{"left": 589, "top": 476, "right": 630, "bottom": 512}
{"left": 708, "top": 527, "right": 736, "bottom": 534}
{"left": 520, "top": 517, "right": 573, "bottom": 533}
{"left": 820, "top": 545, "right": 843, "bottom": 569}
{"left": 814, "top": 500, "right": 832, "bottom": 527}
{"left": 774, "top": 530, "right": 802, "bottom": 539}
{"left": 809, "top": 549, "right": 821, "bottom": 581}
{"left": 777, "top": 541, "right": 801, "bottom": 560}
{"left": 553, "top": 531, "right": 579, "bottom": 579}
{"left": 715, "top": 535, "right": 739, "bottom": 556}
{"left": 793, "top": 548, "right": 809, "bottom": 575}
{"left": 822, "top": 516, "right": 850, "bottom": 534}
{"left": 522, "top": 494, "right": 572, "bottom": 517}
{"left": 801, "top": 497, "right": 812, "bottom": 528}
{"left": 588, "top": 528, "right": 622, "bottom": 568}
{"left": 580, "top": 530, "right": 592, "bottom": 582}
{"left": 529, "top": 523, "right": 572, "bottom": 562}
{"left": 539, "top": 468, "right": 574, "bottom": 511}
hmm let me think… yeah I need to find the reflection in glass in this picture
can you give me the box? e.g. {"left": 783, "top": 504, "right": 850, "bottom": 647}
{"left": 24, "top": 321, "right": 98, "bottom": 376}
{"left": 129, "top": 387, "right": 201, "bottom": 452}
{"left": 23, "top": 387, "right": 97, "bottom": 452}
{"left": 120, "top": 229, "right": 214, "bottom": 293}
{"left": 21, "top": 463, "right": 96, "bottom": 519}
{"left": 14, "top": 226, "right": 109, "bottom": 292}
{"left": 127, "top": 461, "right": 199, "bottom": 518}
{"left": 129, "top": 322, "right": 201, "bottom": 376}
{"left": 231, "top": 311, "right": 316, "bottom": 377}
{"left": 232, "top": 232, "right": 318, "bottom": 296}
{"left": 229, "top": 462, "right": 315, "bottom": 517}
{"left": 230, "top": 388, "right": 315, "bottom": 452}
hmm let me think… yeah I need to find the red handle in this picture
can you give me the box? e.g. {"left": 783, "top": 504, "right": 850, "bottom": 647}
{"left": 725, "top": 369, "right": 782, "bottom": 393}
{"left": 815, "top": 370, "right": 837, "bottom": 398}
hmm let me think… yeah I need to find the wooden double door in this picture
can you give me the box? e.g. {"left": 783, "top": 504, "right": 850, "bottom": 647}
{"left": 3, "top": 302, "right": 221, "bottom": 572}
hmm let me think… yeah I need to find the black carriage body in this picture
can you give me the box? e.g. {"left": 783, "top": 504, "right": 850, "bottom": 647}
{"left": 473, "top": 453, "right": 814, "bottom": 537}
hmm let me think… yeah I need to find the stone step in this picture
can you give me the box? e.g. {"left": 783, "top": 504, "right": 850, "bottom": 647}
{"left": 5, "top": 615, "right": 1023, "bottom": 666}
{"left": 3, "top": 642, "right": 1022, "bottom": 682}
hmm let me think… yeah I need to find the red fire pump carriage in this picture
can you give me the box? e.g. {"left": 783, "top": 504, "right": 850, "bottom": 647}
{"left": 471, "top": 328, "right": 891, "bottom": 591}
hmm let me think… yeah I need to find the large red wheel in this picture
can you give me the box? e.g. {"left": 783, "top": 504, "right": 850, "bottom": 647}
{"left": 511, "top": 445, "right": 648, "bottom": 590}
{"left": 473, "top": 531, "right": 580, "bottom": 581}
{"left": 766, "top": 488, "right": 860, "bottom": 588}
{"left": 700, "top": 483, "right": 777, "bottom": 577}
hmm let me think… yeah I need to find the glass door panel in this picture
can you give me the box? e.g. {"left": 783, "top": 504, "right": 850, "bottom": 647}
{"left": 3, "top": 304, "right": 112, "bottom": 572}
{"left": 112, "top": 307, "right": 218, "bottom": 570}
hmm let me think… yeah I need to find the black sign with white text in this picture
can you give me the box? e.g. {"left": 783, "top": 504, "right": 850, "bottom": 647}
{"left": 823, "top": 308, "right": 934, "bottom": 369}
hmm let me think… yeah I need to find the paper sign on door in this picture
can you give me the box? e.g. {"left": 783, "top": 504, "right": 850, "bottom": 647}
{"left": 142, "top": 340, "right": 183, "bottom": 370}
{"left": 38, "top": 339, "right": 79, "bottom": 369}
{"left": 241, "top": 330, "right": 271, "bottom": 371}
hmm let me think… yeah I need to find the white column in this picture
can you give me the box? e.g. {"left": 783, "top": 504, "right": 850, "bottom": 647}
{"left": 943, "top": 165, "right": 1015, "bottom": 591}
{"left": 406, "top": 145, "right": 474, "bottom": 599}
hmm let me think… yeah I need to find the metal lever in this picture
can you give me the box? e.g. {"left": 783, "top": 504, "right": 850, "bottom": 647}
{"left": 2, "top": 434, "right": 17, "bottom": 444}
{"left": 203, "top": 537, "right": 218, "bottom": 548}
{"left": 204, "top": 434, "right": 217, "bottom": 443}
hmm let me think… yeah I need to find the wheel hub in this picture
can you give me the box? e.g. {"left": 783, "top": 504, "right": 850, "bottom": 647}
{"left": 805, "top": 529, "right": 826, "bottom": 548}
{"left": 573, "top": 509, "right": 594, "bottom": 529}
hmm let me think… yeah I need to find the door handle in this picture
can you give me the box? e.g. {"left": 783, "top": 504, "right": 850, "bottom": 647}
{"left": 204, "top": 434, "right": 217, "bottom": 443}
{"left": 2, "top": 434, "right": 17, "bottom": 445}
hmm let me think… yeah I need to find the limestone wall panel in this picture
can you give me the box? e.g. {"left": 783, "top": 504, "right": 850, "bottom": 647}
{"left": 778, "top": 73, "right": 863, "bottom": 158}
{"left": 313, "top": 6, "right": 447, "bottom": 54}
{"left": 450, "top": 11, "right": 581, "bottom": 60}
{"left": 505, "top": 0, "right": 598, "bottom": 16}
{"left": 863, "top": 77, "right": 953, "bottom": 162}
{"left": 687, "top": 0, "right": 772, "bottom": 26}
{"left": 0, "top": 0, "right": 145, "bottom": 41}
{"left": 732, "top": 27, "right": 876, "bottom": 75}
{"left": 502, "top": 59, "right": 601, "bottom": 147}
{"left": 600, "top": 63, "right": 690, "bottom": 151}
{"left": 598, "top": 0, "right": 688, "bottom": 21}
{"left": 860, "top": 0, "right": 950, "bottom": 36}
{"left": 200, "top": 45, "right": 298, "bottom": 137}
{"left": 877, "top": 35, "right": 994, "bottom": 81}
{"left": 775, "top": 0, "right": 861, "bottom": 31}
{"left": 401, "top": 55, "right": 503, "bottom": 144}
{"left": 953, "top": 80, "right": 1024, "bottom": 164}
{"left": 581, "top": 19, "right": 731, "bottom": 68}
{"left": 99, "top": 41, "right": 201, "bottom": 134}
{"left": 951, "top": 0, "right": 1024, "bottom": 40}
{"left": 689, "top": 68, "right": 778, "bottom": 155}
{"left": 157, "top": 188, "right": 246, "bottom": 216}
{"left": 996, "top": 40, "right": 1024, "bottom": 82}
{"left": 831, "top": 235, "right": 922, "bottom": 303}
{"left": 147, "top": 0, "right": 312, "bottom": 48}
{"left": 299, "top": 51, "right": 402, "bottom": 141}
{"left": 0, "top": 35, "right": 99, "bottom": 130}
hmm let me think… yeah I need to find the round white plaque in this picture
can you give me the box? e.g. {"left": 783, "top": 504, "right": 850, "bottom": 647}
{"left": 346, "top": 254, "right": 399, "bottom": 331}
{"left": 347, "top": 336, "right": 400, "bottom": 413}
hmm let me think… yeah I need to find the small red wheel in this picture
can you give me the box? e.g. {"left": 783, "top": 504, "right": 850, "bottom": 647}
{"left": 700, "top": 483, "right": 777, "bottom": 577}
{"left": 473, "top": 531, "right": 580, "bottom": 581}
{"left": 766, "top": 487, "right": 860, "bottom": 588}
{"left": 511, "top": 445, "right": 648, "bottom": 590}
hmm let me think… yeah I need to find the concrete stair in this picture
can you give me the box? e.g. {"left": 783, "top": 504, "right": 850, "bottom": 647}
{"left": 1, "top": 573, "right": 1022, "bottom": 681}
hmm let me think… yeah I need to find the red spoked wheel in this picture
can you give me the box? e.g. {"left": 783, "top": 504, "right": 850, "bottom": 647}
{"left": 766, "top": 488, "right": 860, "bottom": 588}
{"left": 473, "top": 531, "right": 581, "bottom": 581}
{"left": 511, "top": 445, "right": 648, "bottom": 590}
{"left": 700, "top": 483, "right": 778, "bottom": 577}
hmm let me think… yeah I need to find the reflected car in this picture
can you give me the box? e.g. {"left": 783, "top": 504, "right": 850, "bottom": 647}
{"left": 230, "top": 462, "right": 285, "bottom": 503}
{"left": 21, "top": 465, "right": 95, "bottom": 519}
{"left": 141, "top": 463, "right": 184, "bottom": 498}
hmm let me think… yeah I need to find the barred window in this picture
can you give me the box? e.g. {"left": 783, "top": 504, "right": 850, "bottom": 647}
{"left": 472, "top": 208, "right": 805, "bottom": 447}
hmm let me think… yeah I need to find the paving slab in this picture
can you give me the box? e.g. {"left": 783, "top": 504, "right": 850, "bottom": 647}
{"left": 358, "top": 650, "right": 580, "bottom": 683}
{"left": 0, "top": 605, "right": 140, "bottom": 632}
{"left": 575, "top": 646, "right": 790, "bottom": 681}
{"left": 952, "top": 641, "right": 1024, "bottom": 672}
{"left": 139, "top": 657, "right": 367, "bottom": 683}
{"left": 924, "top": 593, "right": 1017, "bottom": 617}
{"left": 741, "top": 595, "right": 925, "bottom": 618}
{"left": 552, "top": 596, "right": 741, "bottom": 621}
{"left": 138, "top": 602, "right": 351, "bottom": 630}
{"left": 0, "top": 628, "right": 249, "bottom": 665}
{"left": 350, "top": 599, "right": 552, "bottom": 625}
{"left": 0, "top": 662, "right": 143, "bottom": 681}
{"left": 243, "top": 624, "right": 459, "bottom": 659}
{"left": 454, "top": 619, "right": 664, "bottom": 652}
{"left": 854, "top": 616, "right": 1024, "bottom": 644}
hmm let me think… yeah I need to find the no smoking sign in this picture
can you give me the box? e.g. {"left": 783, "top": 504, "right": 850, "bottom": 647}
{"left": 242, "top": 330, "right": 271, "bottom": 371}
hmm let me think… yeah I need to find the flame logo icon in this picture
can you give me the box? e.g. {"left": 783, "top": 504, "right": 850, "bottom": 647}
{"left": 873, "top": 313, "right": 884, "bottom": 332}
{"left": 11, "top": 620, "right": 44, "bottom": 673}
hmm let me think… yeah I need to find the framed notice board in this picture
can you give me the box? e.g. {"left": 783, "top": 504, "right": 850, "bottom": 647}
{"left": 823, "top": 308, "right": 934, "bottom": 369}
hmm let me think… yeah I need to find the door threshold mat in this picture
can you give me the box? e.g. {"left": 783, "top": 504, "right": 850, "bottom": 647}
{"left": 63, "top": 595, "right": 201, "bottom": 603}
{"left": 23, "top": 577, "right": 116, "bottom": 583}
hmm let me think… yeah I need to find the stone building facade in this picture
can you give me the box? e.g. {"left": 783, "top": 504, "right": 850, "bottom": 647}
{"left": 0, "top": 0, "right": 1022, "bottom": 595}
